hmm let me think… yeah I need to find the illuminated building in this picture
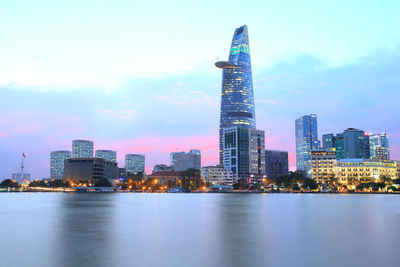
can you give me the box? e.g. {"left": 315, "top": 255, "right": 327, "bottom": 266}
{"left": 201, "top": 166, "right": 233, "bottom": 185}
{"left": 369, "top": 132, "right": 390, "bottom": 160}
{"left": 125, "top": 154, "right": 145, "bottom": 174}
{"left": 322, "top": 133, "right": 344, "bottom": 159}
{"left": 50, "top": 150, "right": 71, "bottom": 180}
{"left": 216, "top": 25, "right": 256, "bottom": 165}
{"left": 337, "top": 159, "right": 397, "bottom": 185}
{"left": 310, "top": 149, "right": 337, "bottom": 183}
{"left": 295, "top": 114, "right": 320, "bottom": 171}
{"left": 265, "top": 150, "right": 289, "bottom": 178}
{"left": 222, "top": 126, "right": 265, "bottom": 181}
{"left": 72, "top": 140, "right": 93, "bottom": 158}
{"left": 95, "top": 150, "right": 117, "bottom": 162}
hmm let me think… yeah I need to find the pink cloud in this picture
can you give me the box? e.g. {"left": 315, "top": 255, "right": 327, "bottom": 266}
{"left": 0, "top": 131, "right": 7, "bottom": 138}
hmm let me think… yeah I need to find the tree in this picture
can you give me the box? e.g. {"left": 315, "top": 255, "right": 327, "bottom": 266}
{"left": 180, "top": 168, "right": 203, "bottom": 189}
{"left": 0, "top": 179, "right": 20, "bottom": 188}
{"left": 301, "top": 178, "right": 318, "bottom": 190}
{"left": 29, "top": 180, "right": 47, "bottom": 187}
{"left": 94, "top": 178, "right": 112, "bottom": 187}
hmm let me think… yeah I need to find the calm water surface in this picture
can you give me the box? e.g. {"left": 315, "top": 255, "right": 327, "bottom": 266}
{"left": 0, "top": 193, "right": 399, "bottom": 267}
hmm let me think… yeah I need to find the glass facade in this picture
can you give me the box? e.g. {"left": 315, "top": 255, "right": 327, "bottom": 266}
{"left": 95, "top": 150, "right": 117, "bottom": 162}
{"left": 72, "top": 140, "right": 93, "bottom": 158}
{"left": 125, "top": 154, "right": 145, "bottom": 174}
{"left": 216, "top": 25, "right": 256, "bottom": 165}
{"left": 369, "top": 132, "right": 389, "bottom": 160}
{"left": 295, "top": 114, "right": 320, "bottom": 171}
{"left": 343, "top": 128, "right": 370, "bottom": 159}
{"left": 50, "top": 150, "right": 71, "bottom": 180}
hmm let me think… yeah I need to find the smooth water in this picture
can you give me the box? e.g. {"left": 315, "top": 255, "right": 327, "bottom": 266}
{"left": 0, "top": 193, "right": 399, "bottom": 267}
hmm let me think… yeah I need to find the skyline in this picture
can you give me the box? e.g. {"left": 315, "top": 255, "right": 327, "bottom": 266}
{"left": 1, "top": 0, "right": 400, "bottom": 178}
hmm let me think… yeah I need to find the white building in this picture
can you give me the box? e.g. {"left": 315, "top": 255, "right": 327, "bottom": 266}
{"left": 125, "top": 154, "right": 145, "bottom": 174}
{"left": 201, "top": 166, "right": 233, "bottom": 186}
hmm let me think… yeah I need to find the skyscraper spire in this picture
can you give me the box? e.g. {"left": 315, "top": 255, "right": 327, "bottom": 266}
{"left": 216, "top": 25, "right": 256, "bottom": 165}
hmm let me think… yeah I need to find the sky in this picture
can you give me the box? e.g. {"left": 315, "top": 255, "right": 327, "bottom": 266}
{"left": 1, "top": 0, "right": 400, "bottom": 179}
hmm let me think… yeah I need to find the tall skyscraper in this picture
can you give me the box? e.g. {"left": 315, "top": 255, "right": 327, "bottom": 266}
{"left": 125, "top": 154, "right": 145, "bottom": 174}
{"left": 50, "top": 150, "right": 71, "bottom": 180}
{"left": 369, "top": 132, "right": 390, "bottom": 160}
{"left": 295, "top": 114, "right": 320, "bottom": 171}
{"left": 322, "top": 133, "right": 344, "bottom": 159}
{"left": 72, "top": 140, "right": 93, "bottom": 158}
{"left": 95, "top": 150, "right": 117, "bottom": 162}
{"left": 170, "top": 150, "right": 201, "bottom": 171}
{"left": 216, "top": 25, "right": 256, "bottom": 165}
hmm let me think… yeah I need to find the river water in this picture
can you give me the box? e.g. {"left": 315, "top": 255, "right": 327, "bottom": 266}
{"left": 0, "top": 193, "right": 399, "bottom": 267}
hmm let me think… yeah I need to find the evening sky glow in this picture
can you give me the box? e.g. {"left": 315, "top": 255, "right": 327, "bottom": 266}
{"left": 1, "top": 0, "right": 400, "bottom": 178}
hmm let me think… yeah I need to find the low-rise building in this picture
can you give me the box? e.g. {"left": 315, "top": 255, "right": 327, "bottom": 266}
{"left": 152, "top": 164, "right": 173, "bottom": 173}
{"left": 337, "top": 159, "right": 397, "bottom": 185}
{"left": 147, "top": 171, "right": 182, "bottom": 186}
{"left": 63, "top": 157, "right": 118, "bottom": 184}
{"left": 201, "top": 166, "right": 233, "bottom": 185}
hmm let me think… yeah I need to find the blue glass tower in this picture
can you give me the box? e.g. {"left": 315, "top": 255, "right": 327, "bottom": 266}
{"left": 216, "top": 25, "right": 256, "bottom": 165}
{"left": 295, "top": 114, "right": 320, "bottom": 171}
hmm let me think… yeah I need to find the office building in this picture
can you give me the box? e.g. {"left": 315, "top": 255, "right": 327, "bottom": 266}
{"left": 201, "top": 166, "right": 233, "bottom": 185}
{"left": 72, "top": 140, "right": 93, "bottom": 158}
{"left": 170, "top": 150, "right": 201, "bottom": 171}
{"left": 369, "top": 132, "right": 390, "bottom": 160}
{"left": 63, "top": 157, "right": 118, "bottom": 183}
{"left": 11, "top": 173, "right": 31, "bottom": 183}
{"left": 322, "top": 133, "right": 344, "bottom": 159}
{"left": 95, "top": 150, "right": 117, "bottom": 162}
{"left": 295, "top": 114, "right": 320, "bottom": 171}
{"left": 343, "top": 128, "right": 370, "bottom": 159}
{"left": 265, "top": 150, "right": 289, "bottom": 179}
{"left": 50, "top": 150, "right": 71, "bottom": 180}
{"left": 125, "top": 154, "right": 145, "bottom": 174}
{"left": 222, "top": 126, "right": 265, "bottom": 181}
{"left": 216, "top": 25, "right": 256, "bottom": 165}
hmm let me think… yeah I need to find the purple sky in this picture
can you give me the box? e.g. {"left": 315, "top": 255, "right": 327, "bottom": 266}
{"left": 1, "top": 1, "right": 400, "bottom": 180}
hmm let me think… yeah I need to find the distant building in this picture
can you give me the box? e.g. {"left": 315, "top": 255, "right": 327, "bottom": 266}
{"left": 295, "top": 114, "right": 320, "bottom": 172}
{"left": 118, "top": 168, "right": 126, "bottom": 180}
{"left": 201, "top": 166, "right": 233, "bottom": 185}
{"left": 125, "top": 154, "right": 145, "bottom": 174}
{"left": 343, "top": 128, "right": 370, "bottom": 159}
{"left": 95, "top": 150, "right": 117, "bottom": 162}
{"left": 50, "top": 150, "right": 71, "bottom": 180}
{"left": 322, "top": 133, "right": 344, "bottom": 159}
{"left": 369, "top": 132, "right": 390, "bottom": 160}
{"left": 72, "top": 140, "right": 93, "bottom": 158}
{"left": 12, "top": 173, "right": 31, "bottom": 182}
{"left": 153, "top": 164, "right": 173, "bottom": 173}
{"left": 222, "top": 126, "right": 265, "bottom": 182}
{"left": 310, "top": 149, "right": 337, "bottom": 183}
{"left": 265, "top": 150, "right": 289, "bottom": 179}
{"left": 63, "top": 157, "right": 118, "bottom": 183}
{"left": 170, "top": 150, "right": 201, "bottom": 171}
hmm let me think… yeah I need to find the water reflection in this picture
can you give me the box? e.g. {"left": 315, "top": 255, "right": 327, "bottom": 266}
{"left": 56, "top": 193, "right": 115, "bottom": 267}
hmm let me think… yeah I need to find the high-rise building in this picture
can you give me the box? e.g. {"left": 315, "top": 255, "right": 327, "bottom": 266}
{"left": 216, "top": 25, "right": 256, "bottom": 165}
{"left": 342, "top": 128, "right": 370, "bottom": 159}
{"left": 222, "top": 126, "right": 265, "bottom": 181}
{"left": 72, "top": 140, "right": 93, "bottom": 158}
{"left": 50, "top": 150, "right": 71, "bottom": 180}
{"left": 125, "top": 154, "right": 145, "bottom": 174}
{"left": 95, "top": 150, "right": 117, "bottom": 162}
{"left": 369, "top": 132, "right": 390, "bottom": 160}
{"left": 265, "top": 150, "right": 289, "bottom": 179}
{"left": 11, "top": 173, "right": 31, "bottom": 182}
{"left": 295, "top": 114, "right": 320, "bottom": 171}
{"left": 323, "top": 133, "right": 344, "bottom": 159}
{"left": 310, "top": 148, "right": 337, "bottom": 182}
{"left": 170, "top": 150, "right": 201, "bottom": 171}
